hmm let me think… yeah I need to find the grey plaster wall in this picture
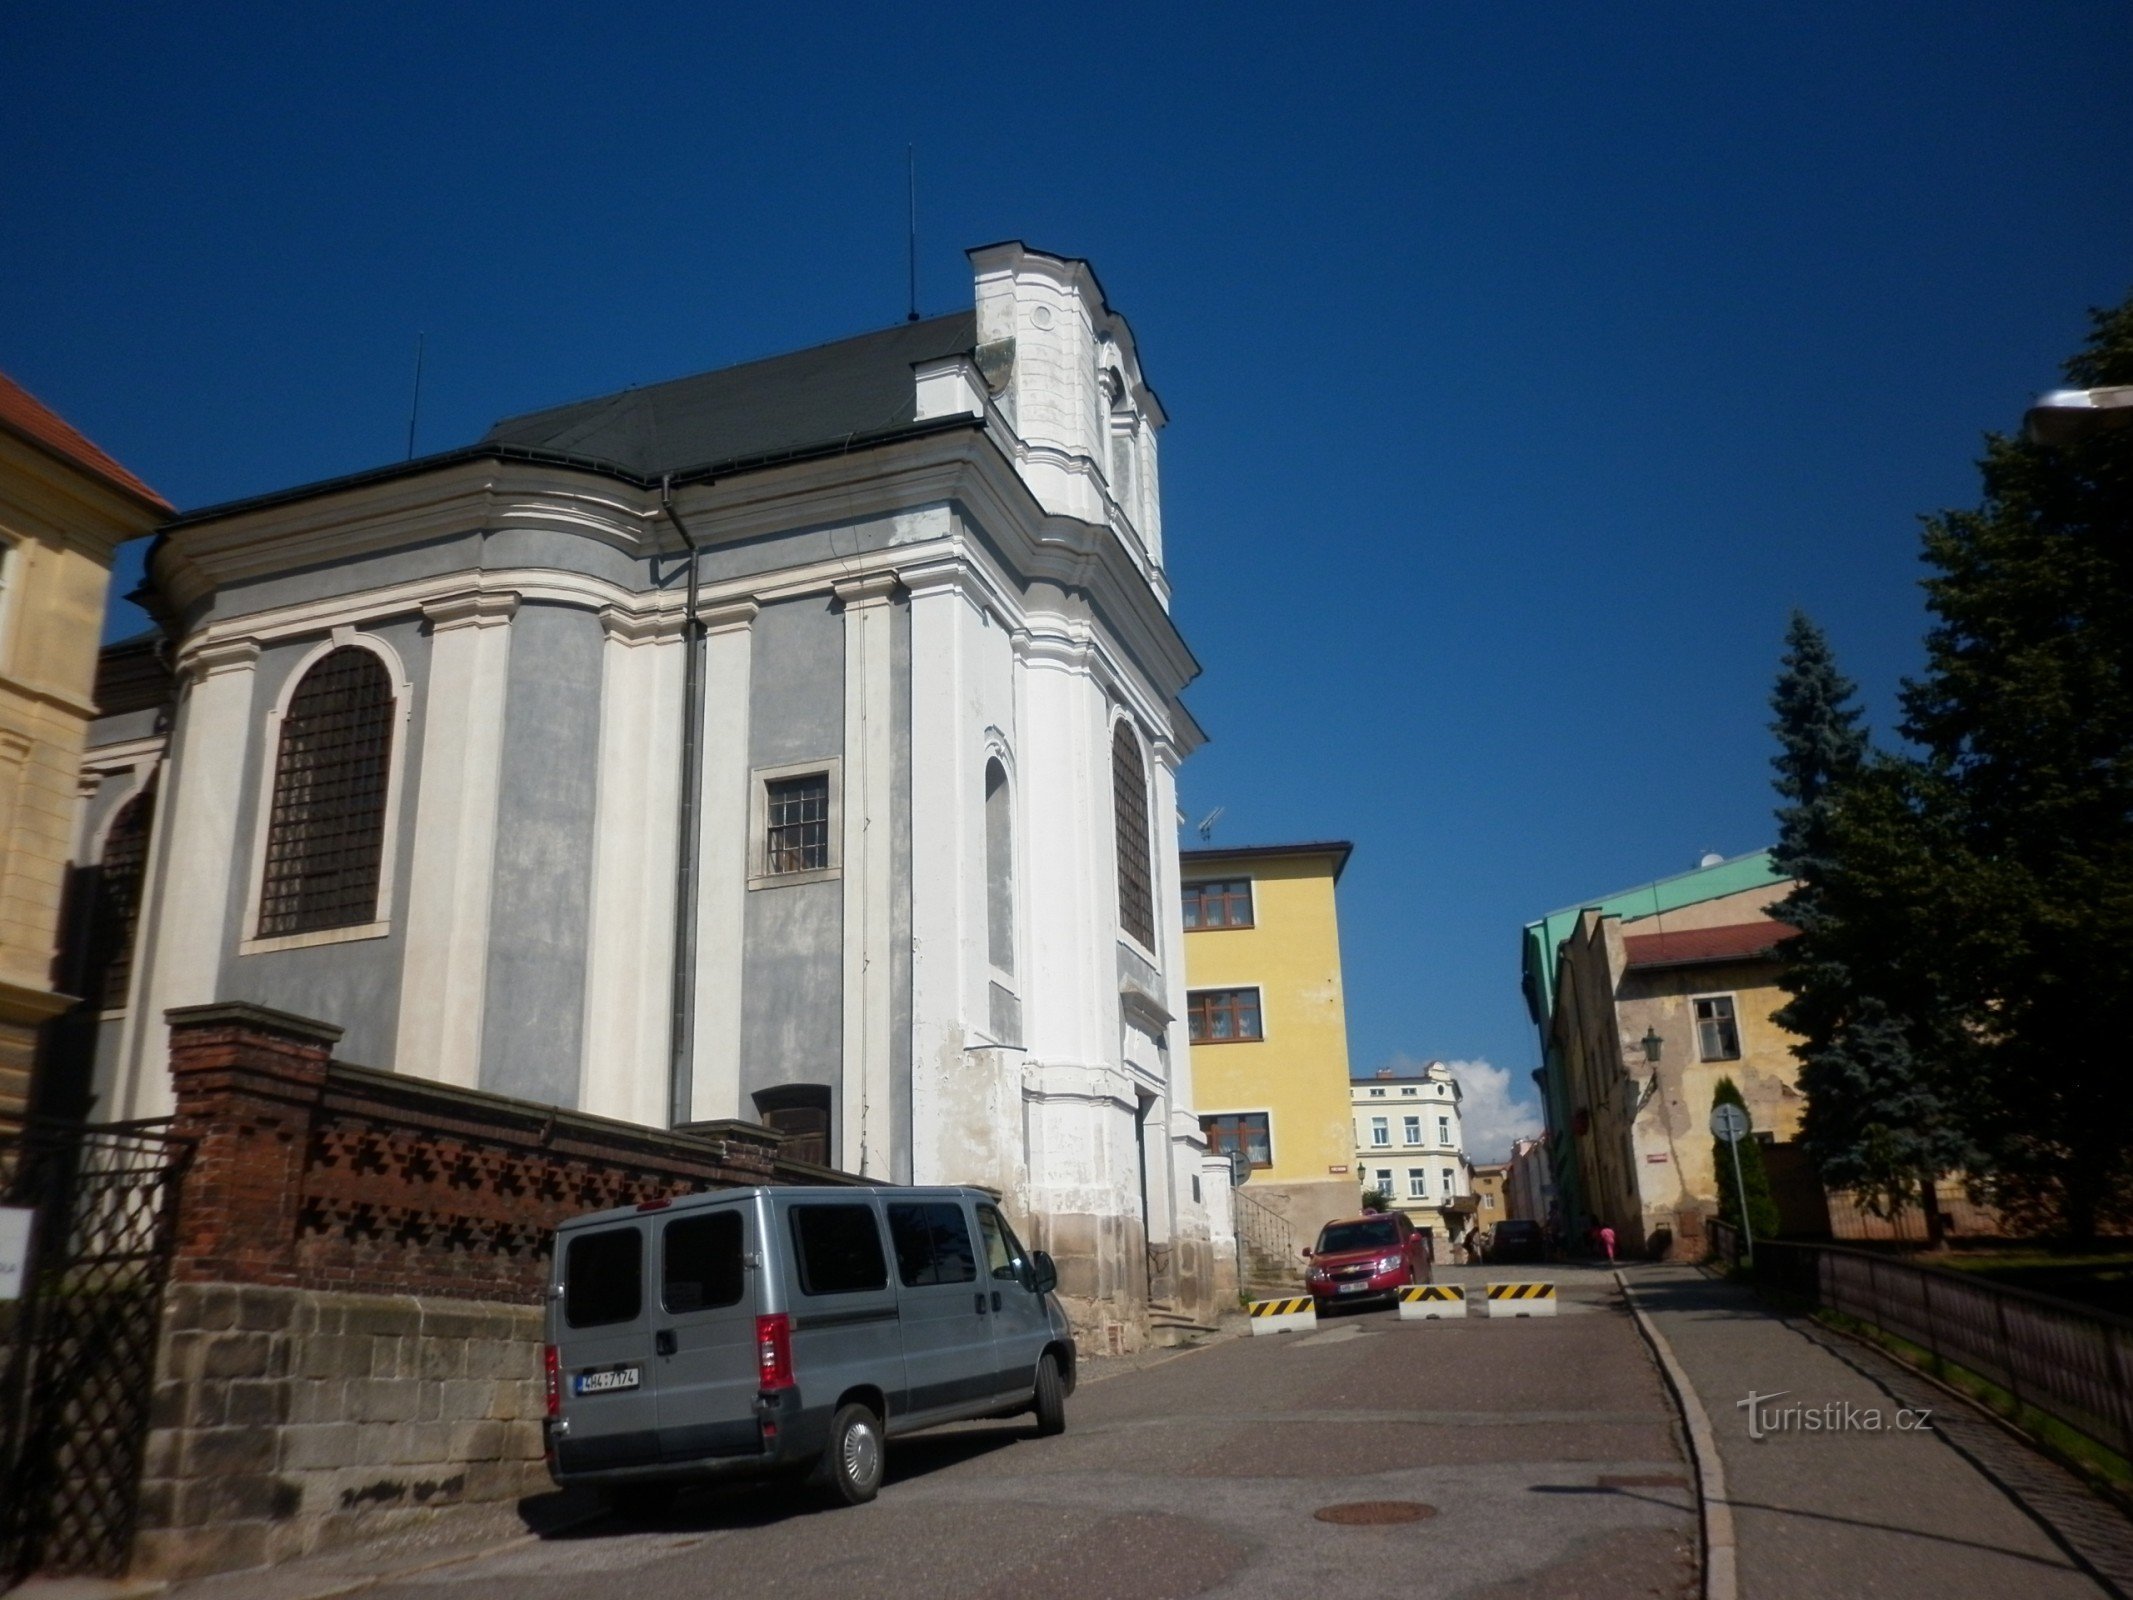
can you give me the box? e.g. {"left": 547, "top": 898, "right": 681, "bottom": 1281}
{"left": 479, "top": 602, "right": 602, "bottom": 1105}
{"left": 214, "top": 618, "right": 432, "bottom": 1069}
{"left": 739, "top": 596, "right": 843, "bottom": 1107}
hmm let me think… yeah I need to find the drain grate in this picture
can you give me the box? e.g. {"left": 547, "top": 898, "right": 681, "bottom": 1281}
{"left": 1313, "top": 1501, "right": 1437, "bottom": 1525}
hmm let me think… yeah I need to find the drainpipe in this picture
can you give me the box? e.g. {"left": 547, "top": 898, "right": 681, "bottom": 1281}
{"left": 662, "top": 474, "right": 704, "bottom": 1128}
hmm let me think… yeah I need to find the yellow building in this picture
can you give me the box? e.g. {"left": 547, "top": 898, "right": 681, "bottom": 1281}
{"left": 1181, "top": 841, "right": 1358, "bottom": 1257}
{"left": 0, "top": 372, "right": 170, "bottom": 1117}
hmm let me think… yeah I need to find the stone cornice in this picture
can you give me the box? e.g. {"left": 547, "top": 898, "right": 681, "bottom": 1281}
{"left": 422, "top": 590, "right": 521, "bottom": 632}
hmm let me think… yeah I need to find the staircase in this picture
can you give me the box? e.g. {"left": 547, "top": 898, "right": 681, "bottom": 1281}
{"left": 1146, "top": 1298, "right": 1219, "bottom": 1347}
{"left": 1234, "top": 1188, "right": 1306, "bottom": 1302}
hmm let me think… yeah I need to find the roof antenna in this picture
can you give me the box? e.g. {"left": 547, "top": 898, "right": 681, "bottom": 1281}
{"left": 405, "top": 333, "right": 426, "bottom": 461}
{"left": 1195, "top": 806, "right": 1226, "bottom": 841}
{"left": 906, "top": 144, "right": 920, "bottom": 323}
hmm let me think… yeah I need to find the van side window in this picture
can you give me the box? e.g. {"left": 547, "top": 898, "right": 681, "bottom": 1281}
{"left": 975, "top": 1204, "right": 1029, "bottom": 1285}
{"left": 887, "top": 1202, "right": 977, "bottom": 1287}
{"left": 790, "top": 1204, "right": 888, "bottom": 1296}
{"left": 663, "top": 1211, "right": 745, "bottom": 1313}
{"left": 564, "top": 1227, "right": 642, "bottom": 1327}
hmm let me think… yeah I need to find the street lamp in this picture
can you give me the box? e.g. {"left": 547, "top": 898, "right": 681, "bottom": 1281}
{"left": 1640, "top": 1027, "right": 1663, "bottom": 1064}
{"left": 2024, "top": 385, "right": 2133, "bottom": 446}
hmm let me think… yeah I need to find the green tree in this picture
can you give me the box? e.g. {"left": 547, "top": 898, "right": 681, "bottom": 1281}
{"left": 1710, "top": 1076, "right": 1780, "bottom": 1243}
{"left": 1899, "top": 292, "right": 2133, "bottom": 1240}
{"left": 1769, "top": 613, "right": 1972, "bottom": 1240}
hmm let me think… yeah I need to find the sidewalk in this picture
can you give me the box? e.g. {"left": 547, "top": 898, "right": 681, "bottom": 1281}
{"left": 1624, "top": 1262, "right": 2122, "bottom": 1599}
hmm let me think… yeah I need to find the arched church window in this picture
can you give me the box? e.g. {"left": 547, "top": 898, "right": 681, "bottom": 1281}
{"left": 257, "top": 646, "right": 396, "bottom": 937}
{"left": 1112, "top": 721, "right": 1154, "bottom": 948}
{"left": 87, "top": 779, "right": 156, "bottom": 1010}
{"left": 985, "top": 758, "right": 1014, "bottom": 974}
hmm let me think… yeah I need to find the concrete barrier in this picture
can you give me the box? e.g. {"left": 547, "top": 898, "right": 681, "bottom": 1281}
{"left": 1248, "top": 1295, "right": 1318, "bottom": 1335}
{"left": 1397, "top": 1284, "right": 1467, "bottom": 1320}
{"left": 1485, "top": 1281, "right": 1558, "bottom": 1317}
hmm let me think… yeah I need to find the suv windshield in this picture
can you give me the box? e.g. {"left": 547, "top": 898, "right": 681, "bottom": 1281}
{"left": 1317, "top": 1220, "right": 1400, "bottom": 1253}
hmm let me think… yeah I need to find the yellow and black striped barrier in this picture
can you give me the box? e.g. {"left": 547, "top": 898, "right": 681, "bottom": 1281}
{"left": 1248, "top": 1295, "right": 1317, "bottom": 1335}
{"left": 1397, "top": 1283, "right": 1466, "bottom": 1321}
{"left": 1485, "top": 1281, "right": 1558, "bottom": 1318}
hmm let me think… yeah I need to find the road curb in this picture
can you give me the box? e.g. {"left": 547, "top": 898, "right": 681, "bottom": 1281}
{"left": 1617, "top": 1268, "right": 1737, "bottom": 1600}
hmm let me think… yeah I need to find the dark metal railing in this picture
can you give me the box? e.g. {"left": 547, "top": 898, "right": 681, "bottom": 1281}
{"left": 1713, "top": 1228, "right": 2133, "bottom": 1464}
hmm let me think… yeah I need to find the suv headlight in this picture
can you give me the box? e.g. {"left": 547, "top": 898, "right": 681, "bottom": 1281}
{"left": 1376, "top": 1255, "right": 1403, "bottom": 1272}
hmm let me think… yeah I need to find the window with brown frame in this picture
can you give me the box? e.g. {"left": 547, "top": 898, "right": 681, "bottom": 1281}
{"left": 1187, "top": 987, "right": 1263, "bottom": 1043}
{"left": 86, "top": 780, "right": 156, "bottom": 1009}
{"left": 257, "top": 647, "right": 395, "bottom": 938}
{"left": 1111, "top": 722, "right": 1154, "bottom": 947}
{"left": 1182, "top": 877, "right": 1252, "bottom": 930}
{"left": 1200, "top": 1112, "right": 1271, "bottom": 1169}
{"left": 765, "top": 772, "right": 831, "bottom": 874}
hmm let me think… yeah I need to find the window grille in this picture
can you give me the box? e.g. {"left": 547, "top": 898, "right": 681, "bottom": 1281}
{"left": 765, "top": 773, "right": 831, "bottom": 873}
{"left": 87, "top": 781, "right": 156, "bottom": 1009}
{"left": 1112, "top": 722, "right": 1154, "bottom": 946}
{"left": 257, "top": 647, "right": 394, "bottom": 938}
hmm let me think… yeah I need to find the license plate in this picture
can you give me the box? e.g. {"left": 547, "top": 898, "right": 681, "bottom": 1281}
{"left": 1337, "top": 1281, "right": 1374, "bottom": 1294}
{"left": 574, "top": 1365, "right": 641, "bottom": 1395}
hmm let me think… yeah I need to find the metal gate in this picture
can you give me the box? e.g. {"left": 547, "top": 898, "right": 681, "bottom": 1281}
{"left": 0, "top": 1117, "right": 190, "bottom": 1586}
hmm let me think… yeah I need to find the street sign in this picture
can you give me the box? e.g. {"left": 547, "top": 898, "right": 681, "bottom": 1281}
{"left": 1709, "top": 1102, "right": 1750, "bottom": 1145}
{"left": 1229, "top": 1150, "right": 1251, "bottom": 1188}
{"left": 0, "top": 1206, "right": 34, "bottom": 1302}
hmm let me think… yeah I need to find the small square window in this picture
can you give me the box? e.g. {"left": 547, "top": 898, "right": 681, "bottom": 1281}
{"left": 1182, "top": 878, "right": 1253, "bottom": 929}
{"left": 766, "top": 773, "right": 830, "bottom": 873}
{"left": 1188, "top": 987, "right": 1263, "bottom": 1043}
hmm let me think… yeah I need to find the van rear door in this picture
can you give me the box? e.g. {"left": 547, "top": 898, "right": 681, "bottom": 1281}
{"left": 651, "top": 1203, "right": 761, "bottom": 1463}
{"left": 554, "top": 1220, "right": 658, "bottom": 1473}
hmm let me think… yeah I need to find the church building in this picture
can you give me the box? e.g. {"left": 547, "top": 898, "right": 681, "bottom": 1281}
{"left": 60, "top": 242, "right": 1228, "bottom": 1337}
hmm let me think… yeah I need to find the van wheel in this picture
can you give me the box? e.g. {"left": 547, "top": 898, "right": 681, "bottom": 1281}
{"left": 812, "top": 1402, "right": 884, "bottom": 1506}
{"left": 1033, "top": 1353, "right": 1066, "bottom": 1437}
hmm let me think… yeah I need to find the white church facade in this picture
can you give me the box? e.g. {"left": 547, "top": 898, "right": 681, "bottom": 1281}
{"left": 54, "top": 242, "right": 1233, "bottom": 1340}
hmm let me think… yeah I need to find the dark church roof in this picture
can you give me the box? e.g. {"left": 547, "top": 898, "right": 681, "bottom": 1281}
{"left": 480, "top": 311, "right": 979, "bottom": 480}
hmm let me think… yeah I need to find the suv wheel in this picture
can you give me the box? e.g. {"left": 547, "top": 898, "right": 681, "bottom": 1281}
{"left": 813, "top": 1402, "right": 885, "bottom": 1506}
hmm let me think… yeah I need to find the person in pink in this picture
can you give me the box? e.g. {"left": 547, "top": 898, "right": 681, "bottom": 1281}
{"left": 1598, "top": 1224, "right": 1617, "bottom": 1263}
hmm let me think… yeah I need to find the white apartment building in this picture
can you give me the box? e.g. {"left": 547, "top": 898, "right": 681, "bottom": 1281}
{"left": 1351, "top": 1060, "right": 1471, "bottom": 1236}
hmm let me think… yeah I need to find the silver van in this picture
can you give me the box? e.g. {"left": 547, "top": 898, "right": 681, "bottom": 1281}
{"left": 543, "top": 1185, "right": 1076, "bottom": 1507}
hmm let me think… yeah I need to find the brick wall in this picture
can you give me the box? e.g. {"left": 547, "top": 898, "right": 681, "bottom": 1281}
{"left": 135, "top": 1003, "right": 850, "bottom": 1580}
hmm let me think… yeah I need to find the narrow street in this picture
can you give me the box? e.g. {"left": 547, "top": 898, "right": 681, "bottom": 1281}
{"left": 160, "top": 1265, "right": 1692, "bottom": 1600}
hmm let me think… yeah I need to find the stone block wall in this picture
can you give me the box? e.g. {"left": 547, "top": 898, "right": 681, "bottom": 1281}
{"left": 136, "top": 1283, "right": 545, "bottom": 1579}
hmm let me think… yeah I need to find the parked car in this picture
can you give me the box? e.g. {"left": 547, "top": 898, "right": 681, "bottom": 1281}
{"left": 1302, "top": 1212, "right": 1433, "bottom": 1311}
{"left": 545, "top": 1185, "right": 1075, "bottom": 1508}
{"left": 1488, "top": 1218, "right": 1547, "bottom": 1264}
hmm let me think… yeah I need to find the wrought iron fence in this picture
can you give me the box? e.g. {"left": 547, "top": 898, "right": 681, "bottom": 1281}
{"left": 0, "top": 1117, "right": 190, "bottom": 1586}
{"left": 1232, "top": 1186, "right": 1296, "bottom": 1282}
{"left": 1713, "top": 1228, "right": 2133, "bottom": 1465}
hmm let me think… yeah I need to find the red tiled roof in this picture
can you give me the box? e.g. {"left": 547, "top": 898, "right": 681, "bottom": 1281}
{"left": 1623, "top": 920, "right": 1798, "bottom": 970}
{"left": 0, "top": 370, "right": 171, "bottom": 512}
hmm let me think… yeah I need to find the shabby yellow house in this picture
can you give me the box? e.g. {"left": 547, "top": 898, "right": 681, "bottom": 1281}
{"left": 1181, "top": 841, "right": 1358, "bottom": 1260}
{"left": 0, "top": 372, "right": 170, "bottom": 1116}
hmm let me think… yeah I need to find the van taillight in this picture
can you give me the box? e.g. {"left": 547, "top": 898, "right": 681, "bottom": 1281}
{"left": 543, "top": 1344, "right": 561, "bottom": 1418}
{"left": 755, "top": 1313, "right": 794, "bottom": 1393}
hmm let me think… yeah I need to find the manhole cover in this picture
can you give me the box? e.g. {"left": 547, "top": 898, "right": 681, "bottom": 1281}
{"left": 1597, "top": 1474, "right": 1689, "bottom": 1489}
{"left": 1313, "top": 1501, "right": 1437, "bottom": 1525}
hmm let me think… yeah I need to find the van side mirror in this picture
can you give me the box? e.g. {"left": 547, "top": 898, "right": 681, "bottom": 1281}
{"left": 1031, "top": 1250, "right": 1058, "bottom": 1295}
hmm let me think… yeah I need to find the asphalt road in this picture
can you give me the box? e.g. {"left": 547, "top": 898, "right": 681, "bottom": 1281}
{"left": 291, "top": 1265, "right": 1695, "bottom": 1600}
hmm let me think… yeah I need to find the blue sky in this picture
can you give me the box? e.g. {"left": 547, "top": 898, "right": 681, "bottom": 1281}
{"left": 7, "top": 4, "right": 2129, "bottom": 1158}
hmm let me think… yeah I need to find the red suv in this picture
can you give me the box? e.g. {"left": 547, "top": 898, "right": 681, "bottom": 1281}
{"left": 1303, "top": 1213, "right": 1432, "bottom": 1311}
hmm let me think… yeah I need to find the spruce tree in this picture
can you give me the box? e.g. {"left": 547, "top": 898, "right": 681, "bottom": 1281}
{"left": 1710, "top": 1076, "right": 1780, "bottom": 1243}
{"left": 1769, "top": 614, "right": 1970, "bottom": 1238}
{"left": 1899, "top": 292, "right": 2133, "bottom": 1239}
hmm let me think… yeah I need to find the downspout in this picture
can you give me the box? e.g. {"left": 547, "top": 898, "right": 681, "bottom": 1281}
{"left": 663, "top": 473, "right": 704, "bottom": 1127}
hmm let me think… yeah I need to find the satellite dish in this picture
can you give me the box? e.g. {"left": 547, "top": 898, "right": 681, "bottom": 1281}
{"left": 1697, "top": 851, "right": 1725, "bottom": 869}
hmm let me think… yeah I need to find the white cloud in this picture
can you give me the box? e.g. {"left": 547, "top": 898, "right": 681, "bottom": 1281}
{"left": 1370, "top": 1053, "right": 1542, "bottom": 1166}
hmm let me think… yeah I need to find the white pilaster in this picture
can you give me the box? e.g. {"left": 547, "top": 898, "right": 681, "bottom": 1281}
{"left": 118, "top": 637, "right": 260, "bottom": 1118}
{"left": 392, "top": 591, "right": 517, "bottom": 1087}
{"left": 579, "top": 608, "right": 683, "bottom": 1124}
{"left": 690, "top": 598, "right": 757, "bottom": 1124}
{"left": 837, "top": 575, "right": 898, "bottom": 1176}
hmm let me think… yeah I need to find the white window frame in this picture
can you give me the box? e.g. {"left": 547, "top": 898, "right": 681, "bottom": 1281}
{"left": 238, "top": 631, "right": 412, "bottom": 955}
{"left": 1402, "top": 1115, "right": 1421, "bottom": 1145}
{"left": 1370, "top": 1116, "right": 1389, "bottom": 1147}
{"left": 1692, "top": 991, "right": 1744, "bottom": 1062}
{"left": 1375, "top": 1168, "right": 1394, "bottom": 1195}
{"left": 748, "top": 756, "right": 844, "bottom": 889}
{"left": 1406, "top": 1168, "right": 1427, "bottom": 1199}
{"left": 1438, "top": 1115, "right": 1451, "bottom": 1146}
